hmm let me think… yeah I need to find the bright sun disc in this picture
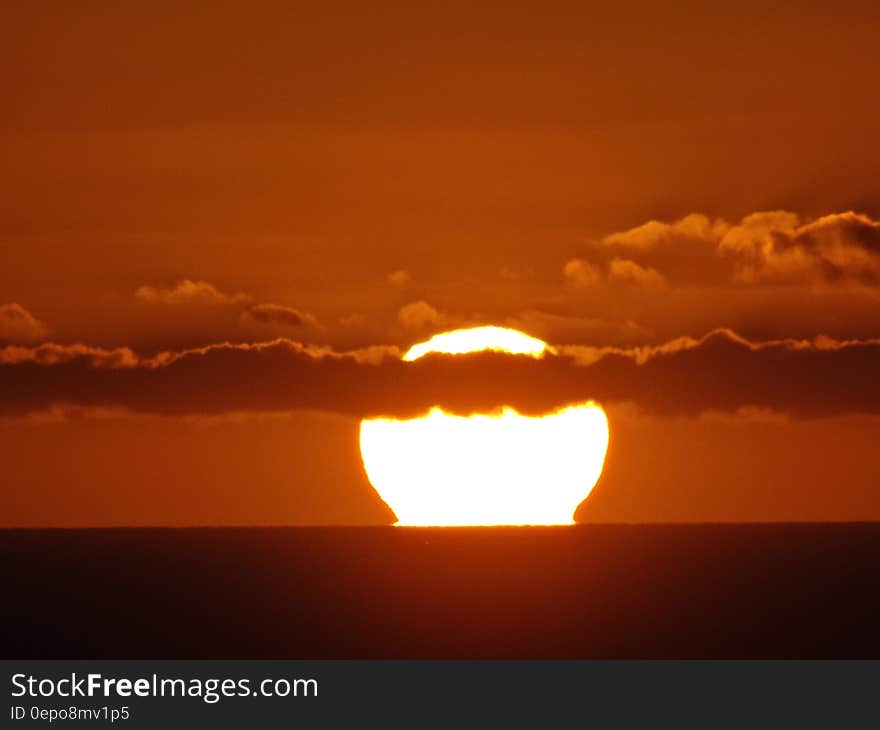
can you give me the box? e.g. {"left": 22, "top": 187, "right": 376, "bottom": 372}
{"left": 359, "top": 327, "right": 609, "bottom": 526}
{"left": 402, "top": 325, "right": 551, "bottom": 361}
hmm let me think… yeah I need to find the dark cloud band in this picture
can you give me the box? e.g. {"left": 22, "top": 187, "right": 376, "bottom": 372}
{"left": 1, "top": 330, "right": 878, "bottom": 420}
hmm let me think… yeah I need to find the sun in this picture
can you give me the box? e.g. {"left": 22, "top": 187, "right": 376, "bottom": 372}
{"left": 401, "top": 325, "right": 552, "bottom": 361}
{"left": 359, "top": 327, "right": 609, "bottom": 526}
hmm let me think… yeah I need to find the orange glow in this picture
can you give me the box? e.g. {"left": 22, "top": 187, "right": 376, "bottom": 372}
{"left": 360, "top": 327, "right": 609, "bottom": 526}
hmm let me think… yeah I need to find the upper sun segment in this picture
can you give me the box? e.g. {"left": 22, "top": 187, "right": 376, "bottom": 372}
{"left": 403, "top": 326, "right": 551, "bottom": 362}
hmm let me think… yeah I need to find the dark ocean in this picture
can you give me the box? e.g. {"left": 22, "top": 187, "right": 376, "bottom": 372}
{"left": 3, "top": 523, "right": 879, "bottom": 658}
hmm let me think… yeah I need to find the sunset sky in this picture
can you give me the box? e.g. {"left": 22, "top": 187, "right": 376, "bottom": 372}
{"left": 2, "top": 0, "right": 879, "bottom": 526}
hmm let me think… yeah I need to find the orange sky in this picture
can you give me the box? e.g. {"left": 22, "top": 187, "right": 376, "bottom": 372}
{"left": 2, "top": 0, "right": 879, "bottom": 526}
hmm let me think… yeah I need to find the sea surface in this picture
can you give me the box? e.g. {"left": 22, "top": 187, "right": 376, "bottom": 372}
{"left": 3, "top": 523, "right": 879, "bottom": 658}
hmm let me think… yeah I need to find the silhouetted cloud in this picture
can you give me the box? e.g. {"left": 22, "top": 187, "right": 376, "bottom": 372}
{"left": 2, "top": 330, "right": 878, "bottom": 420}
{"left": 136, "top": 279, "right": 320, "bottom": 334}
{"left": 720, "top": 211, "right": 880, "bottom": 285}
{"left": 0, "top": 303, "right": 48, "bottom": 344}
{"left": 242, "top": 303, "right": 320, "bottom": 329}
{"left": 601, "top": 213, "right": 726, "bottom": 250}
{"left": 135, "top": 279, "right": 249, "bottom": 305}
{"left": 563, "top": 259, "right": 600, "bottom": 287}
{"left": 503, "top": 311, "right": 650, "bottom": 345}
{"left": 607, "top": 258, "right": 666, "bottom": 287}
{"left": 561, "top": 257, "right": 665, "bottom": 288}
{"left": 591, "top": 210, "right": 880, "bottom": 286}
{"left": 397, "top": 301, "right": 448, "bottom": 331}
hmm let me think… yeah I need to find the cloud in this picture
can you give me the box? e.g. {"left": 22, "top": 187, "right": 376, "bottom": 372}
{"left": 594, "top": 210, "right": 880, "bottom": 287}
{"left": 396, "top": 302, "right": 647, "bottom": 348}
{"left": 0, "top": 342, "right": 139, "bottom": 367}
{"left": 241, "top": 303, "right": 320, "bottom": 329}
{"left": 398, "top": 300, "right": 448, "bottom": 331}
{"left": 2, "top": 330, "right": 879, "bottom": 421}
{"left": 135, "top": 279, "right": 249, "bottom": 305}
{"left": 387, "top": 270, "right": 412, "bottom": 287}
{"left": 607, "top": 258, "right": 666, "bottom": 287}
{"left": 563, "top": 259, "right": 600, "bottom": 287}
{"left": 0, "top": 303, "right": 48, "bottom": 344}
{"left": 719, "top": 211, "right": 880, "bottom": 285}
{"left": 504, "top": 310, "right": 650, "bottom": 345}
{"left": 135, "top": 279, "right": 320, "bottom": 335}
{"left": 557, "top": 328, "right": 880, "bottom": 365}
{"left": 601, "top": 213, "right": 727, "bottom": 249}
{"left": 563, "top": 257, "right": 665, "bottom": 288}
